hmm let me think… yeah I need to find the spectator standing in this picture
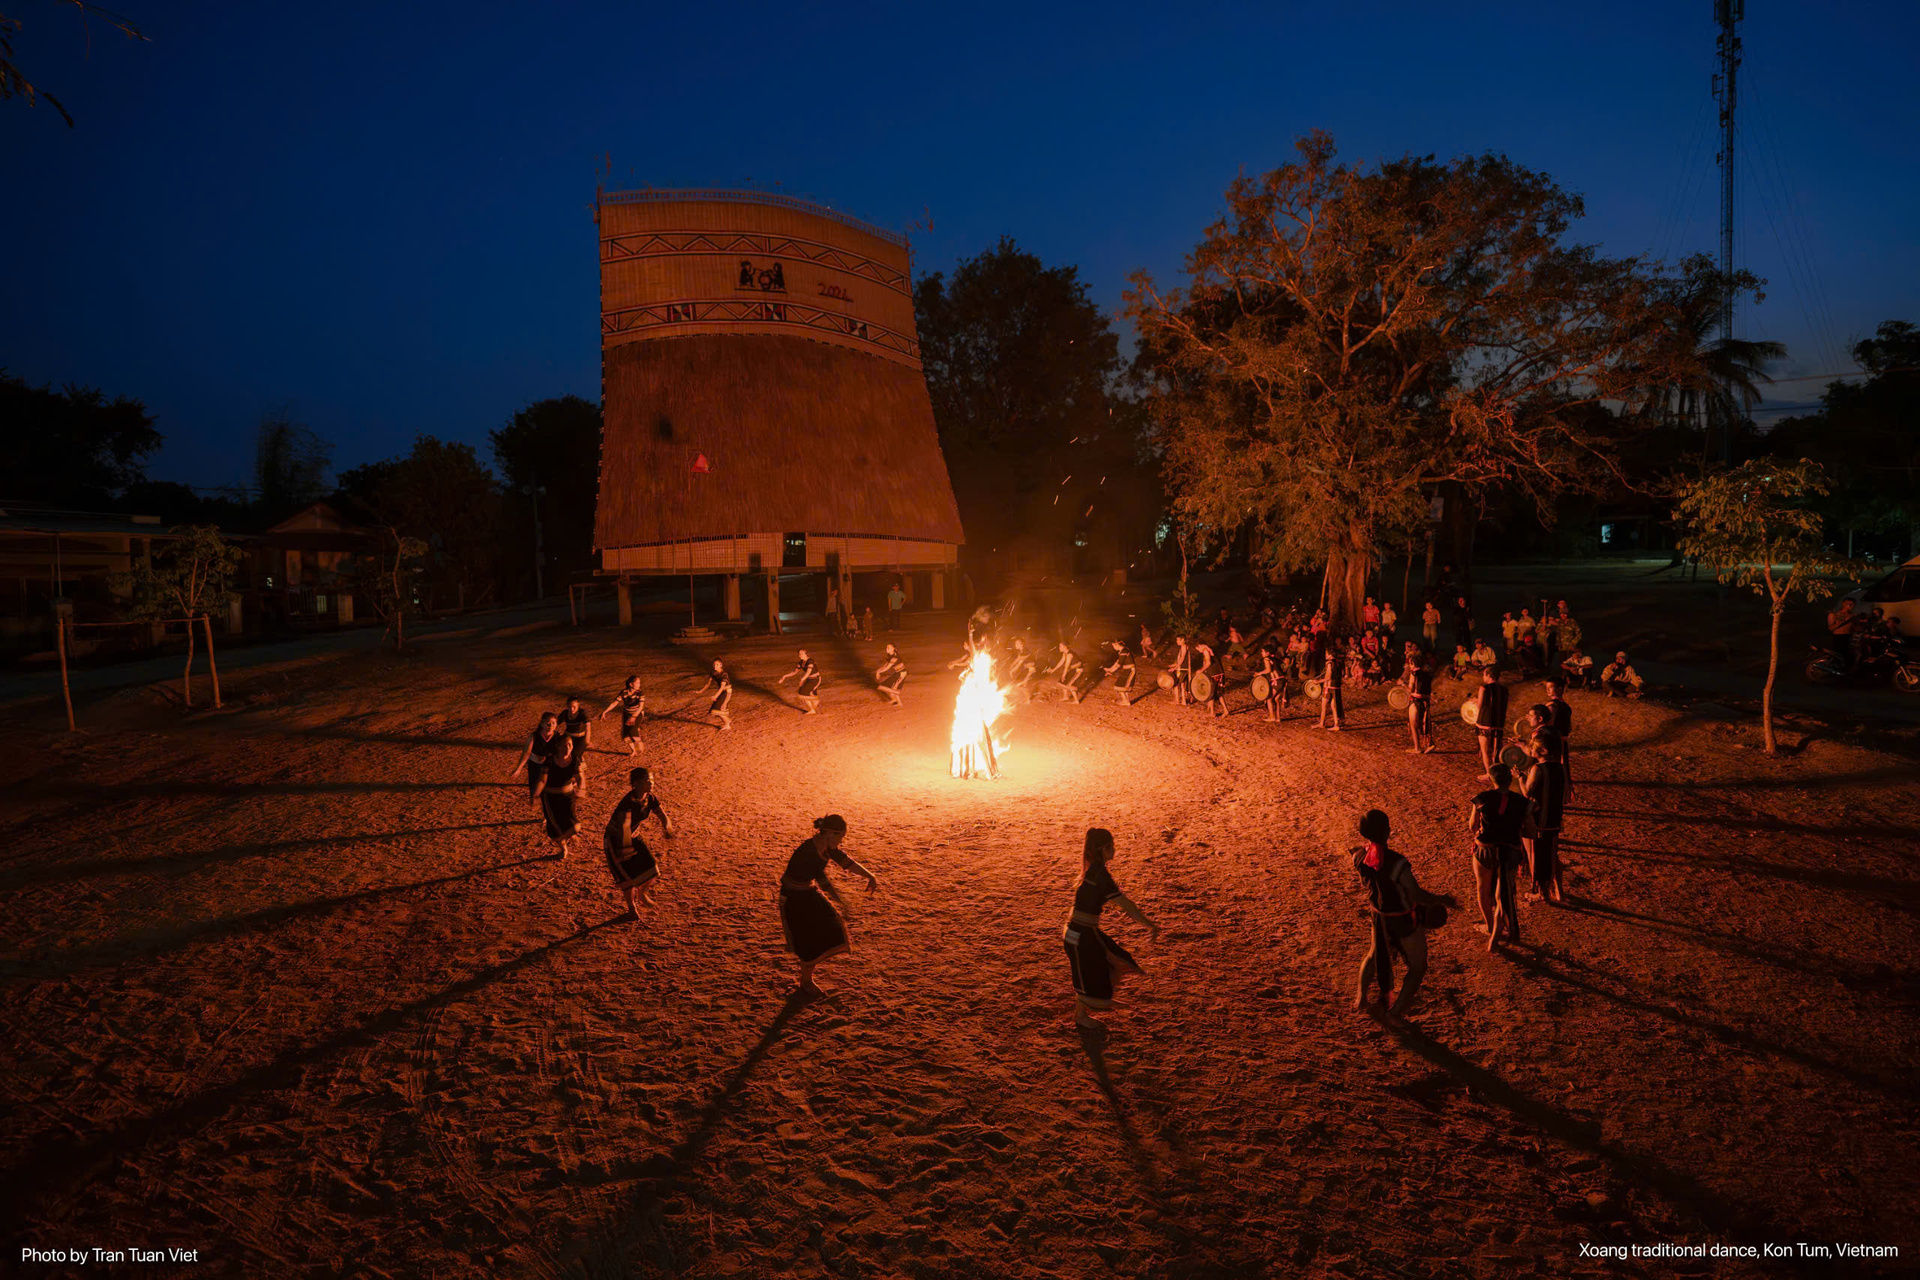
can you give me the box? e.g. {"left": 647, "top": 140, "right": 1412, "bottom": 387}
{"left": 1501, "top": 611, "right": 1519, "bottom": 653}
{"left": 1421, "top": 601, "right": 1442, "bottom": 650}
{"left": 1380, "top": 600, "right": 1398, "bottom": 636}
{"left": 1453, "top": 596, "right": 1475, "bottom": 652}
{"left": 886, "top": 581, "right": 906, "bottom": 632}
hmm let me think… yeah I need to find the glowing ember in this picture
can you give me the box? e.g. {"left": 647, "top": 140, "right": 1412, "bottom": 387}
{"left": 950, "top": 648, "right": 1009, "bottom": 779}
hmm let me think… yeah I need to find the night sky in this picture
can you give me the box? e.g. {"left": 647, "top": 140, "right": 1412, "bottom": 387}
{"left": 4, "top": 0, "right": 1914, "bottom": 492}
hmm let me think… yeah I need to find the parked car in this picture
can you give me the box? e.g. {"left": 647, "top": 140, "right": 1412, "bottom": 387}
{"left": 1832, "top": 554, "right": 1920, "bottom": 639}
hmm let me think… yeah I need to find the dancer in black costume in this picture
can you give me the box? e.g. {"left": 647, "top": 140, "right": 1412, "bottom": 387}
{"left": 1352, "top": 809, "right": 1445, "bottom": 1022}
{"left": 1467, "top": 764, "right": 1535, "bottom": 951}
{"left": 535, "top": 735, "right": 583, "bottom": 858}
{"left": 508, "top": 712, "right": 564, "bottom": 803}
{"left": 1522, "top": 704, "right": 1568, "bottom": 903}
{"left": 1101, "top": 640, "right": 1138, "bottom": 705}
{"left": 604, "top": 766, "right": 674, "bottom": 916}
{"left": 778, "top": 649, "right": 823, "bottom": 715}
{"left": 1064, "top": 828, "right": 1159, "bottom": 1032}
{"left": 874, "top": 643, "right": 907, "bottom": 706}
{"left": 694, "top": 659, "right": 733, "bottom": 730}
{"left": 1471, "top": 665, "right": 1509, "bottom": 776}
{"left": 779, "top": 815, "right": 877, "bottom": 994}
{"left": 599, "top": 676, "right": 646, "bottom": 756}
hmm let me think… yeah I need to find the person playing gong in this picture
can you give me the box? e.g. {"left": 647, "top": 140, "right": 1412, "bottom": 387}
{"left": 779, "top": 814, "right": 877, "bottom": 995}
{"left": 1352, "top": 808, "right": 1445, "bottom": 1022}
{"left": 508, "top": 712, "right": 565, "bottom": 805}
{"left": 1542, "top": 674, "right": 1575, "bottom": 799}
{"left": 1194, "top": 641, "right": 1229, "bottom": 719}
{"left": 1064, "top": 827, "right": 1159, "bottom": 1033}
{"left": 1169, "top": 635, "right": 1194, "bottom": 708}
{"left": 1399, "top": 644, "right": 1433, "bottom": 753}
{"left": 1467, "top": 763, "right": 1535, "bottom": 951}
{"left": 1101, "top": 639, "right": 1138, "bottom": 705}
{"left": 1255, "top": 642, "right": 1285, "bottom": 721}
{"left": 605, "top": 766, "right": 674, "bottom": 916}
{"left": 874, "top": 643, "right": 907, "bottom": 706}
{"left": 1521, "top": 703, "right": 1569, "bottom": 904}
{"left": 1316, "top": 636, "right": 1346, "bottom": 731}
{"left": 1471, "top": 664, "right": 1509, "bottom": 776}
{"left": 599, "top": 675, "right": 647, "bottom": 757}
{"left": 777, "top": 648, "right": 823, "bottom": 715}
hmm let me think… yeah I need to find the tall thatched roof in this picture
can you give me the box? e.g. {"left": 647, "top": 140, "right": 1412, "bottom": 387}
{"left": 595, "top": 333, "right": 964, "bottom": 549}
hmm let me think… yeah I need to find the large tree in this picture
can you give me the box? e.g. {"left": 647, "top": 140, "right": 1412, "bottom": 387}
{"left": 1127, "top": 132, "right": 1705, "bottom": 628}
{"left": 490, "top": 395, "right": 601, "bottom": 597}
{"left": 0, "top": 371, "right": 161, "bottom": 505}
{"left": 1766, "top": 320, "right": 1920, "bottom": 559}
{"left": 253, "top": 411, "right": 333, "bottom": 519}
{"left": 915, "top": 238, "right": 1152, "bottom": 575}
{"left": 337, "top": 436, "right": 500, "bottom": 611}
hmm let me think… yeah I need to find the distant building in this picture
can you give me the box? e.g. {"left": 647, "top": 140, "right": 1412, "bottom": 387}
{"left": 0, "top": 503, "right": 173, "bottom": 645}
{"left": 242, "top": 502, "right": 371, "bottom": 629}
{"left": 592, "top": 189, "right": 964, "bottom": 629}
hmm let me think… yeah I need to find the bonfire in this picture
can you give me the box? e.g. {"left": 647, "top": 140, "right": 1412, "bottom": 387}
{"left": 950, "top": 648, "right": 1009, "bottom": 779}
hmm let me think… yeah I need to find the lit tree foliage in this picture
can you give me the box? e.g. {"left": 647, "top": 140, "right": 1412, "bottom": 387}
{"left": 1673, "top": 459, "right": 1859, "bottom": 753}
{"left": 1128, "top": 132, "right": 1704, "bottom": 629}
{"left": 111, "top": 524, "right": 241, "bottom": 708}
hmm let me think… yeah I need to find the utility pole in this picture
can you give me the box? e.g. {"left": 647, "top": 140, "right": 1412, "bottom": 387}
{"left": 1712, "top": 0, "right": 1744, "bottom": 465}
{"left": 525, "top": 484, "right": 547, "bottom": 599}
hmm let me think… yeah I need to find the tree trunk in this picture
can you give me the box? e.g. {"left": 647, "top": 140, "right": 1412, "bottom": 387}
{"left": 1763, "top": 603, "right": 1781, "bottom": 754}
{"left": 1325, "top": 542, "right": 1373, "bottom": 633}
{"left": 202, "top": 615, "right": 222, "bottom": 708}
{"left": 182, "top": 616, "right": 196, "bottom": 708}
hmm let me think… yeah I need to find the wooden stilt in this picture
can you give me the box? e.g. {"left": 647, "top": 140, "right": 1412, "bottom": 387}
{"left": 202, "top": 615, "right": 223, "bottom": 708}
{"left": 56, "top": 616, "right": 76, "bottom": 732}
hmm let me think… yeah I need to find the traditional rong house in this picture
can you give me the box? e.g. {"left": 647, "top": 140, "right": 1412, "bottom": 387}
{"left": 593, "top": 189, "right": 964, "bottom": 630}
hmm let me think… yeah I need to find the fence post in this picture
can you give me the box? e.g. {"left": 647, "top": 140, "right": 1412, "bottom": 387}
{"left": 56, "top": 616, "right": 76, "bottom": 732}
{"left": 202, "top": 615, "right": 223, "bottom": 708}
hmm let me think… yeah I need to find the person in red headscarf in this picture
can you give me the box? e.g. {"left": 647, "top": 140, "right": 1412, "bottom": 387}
{"left": 1353, "top": 809, "right": 1449, "bottom": 1021}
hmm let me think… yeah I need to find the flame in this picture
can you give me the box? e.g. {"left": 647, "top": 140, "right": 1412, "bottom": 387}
{"left": 950, "top": 648, "right": 1009, "bottom": 779}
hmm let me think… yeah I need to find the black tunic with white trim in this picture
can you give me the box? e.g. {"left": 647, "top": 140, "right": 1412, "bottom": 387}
{"left": 1064, "top": 865, "right": 1139, "bottom": 1009}
{"left": 604, "top": 791, "right": 664, "bottom": 888}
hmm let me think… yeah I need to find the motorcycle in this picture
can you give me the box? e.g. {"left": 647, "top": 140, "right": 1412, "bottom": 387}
{"left": 1806, "top": 638, "right": 1920, "bottom": 693}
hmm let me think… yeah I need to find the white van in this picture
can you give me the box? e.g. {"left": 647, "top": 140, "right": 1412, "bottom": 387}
{"left": 1838, "top": 555, "right": 1920, "bottom": 638}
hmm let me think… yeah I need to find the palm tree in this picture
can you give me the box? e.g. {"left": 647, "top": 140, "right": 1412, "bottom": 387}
{"left": 1648, "top": 255, "right": 1784, "bottom": 470}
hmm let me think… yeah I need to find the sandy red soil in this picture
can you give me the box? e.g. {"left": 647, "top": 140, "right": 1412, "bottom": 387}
{"left": 2, "top": 606, "right": 1916, "bottom": 1278}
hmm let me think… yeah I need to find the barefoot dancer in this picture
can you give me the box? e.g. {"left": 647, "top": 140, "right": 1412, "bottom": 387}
{"left": 535, "top": 736, "right": 583, "bottom": 858}
{"left": 1044, "top": 641, "right": 1084, "bottom": 703}
{"left": 508, "top": 712, "right": 564, "bottom": 805}
{"left": 1064, "top": 827, "right": 1159, "bottom": 1033}
{"left": 599, "top": 676, "right": 647, "bottom": 756}
{"left": 875, "top": 643, "right": 907, "bottom": 706}
{"left": 1194, "top": 641, "right": 1228, "bottom": 719}
{"left": 777, "top": 649, "right": 822, "bottom": 714}
{"left": 1317, "top": 637, "right": 1346, "bottom": 730}
{"left": 605, "top": 766, "right": 674, "bottom": 916}
{"left": 1352, "top": 809, "right": 1444, "bottom": 1022}
{"left": 1542, "top": 674, "right": 1574, "bottom": 799}
{"left": 1471, "top": 665, "right": 1509, "bottom": 775}
{"left": 1137, "top": 623, "right": 1158, "bottom": 662}
{"left": 1255, "top": 642, "right": 1284, "bottom": 721}
{"left": 1403, "top": 643, "right": 1434, "bottom": 754}
{"left": 1169, "top": 635, "right": 1193, "bottom": 708}
{"left": 1102, "top": 639, "right": 1137, "bottom": 705}
{"left": 1521, "top": 705, "right": 1568, "bottom": 903}
{"left": 695, "top": 659, "right": 733, "bottom": 730}
{"left": 560, "top": 695, "right": 592, "bottom": 760}
{"left": 1468, "top": 764, "right": 1535, "bottom": 951}
{"left": 779, "top": 815, "right": 877, "bottom": 994}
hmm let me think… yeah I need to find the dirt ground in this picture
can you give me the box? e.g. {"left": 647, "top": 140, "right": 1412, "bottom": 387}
{"left": 2, "top": 597, "right": 1916, "bottom": 1279}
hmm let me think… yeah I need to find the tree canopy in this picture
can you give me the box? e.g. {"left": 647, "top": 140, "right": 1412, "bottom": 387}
{"left": 915, "top": 238, "right": 1154, "bottom": 574}
{"left": 1127, "top": 132, "right": 1712, "bottom": 627}
{"left": 253, "top": 412, "right": 333, "bottom": 519}
{"left": 338, "top": 436, "right": 500, "bottom": 611}
{"left": 0, "top": 371, "right": 161, "bottom": 505}
{"left": 490, "top": 395, "right": 602, "bottom": 592}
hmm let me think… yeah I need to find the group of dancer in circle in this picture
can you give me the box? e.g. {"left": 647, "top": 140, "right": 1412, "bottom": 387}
{"left": 496, "top": 595, "right": 1581, "bottom": 1026}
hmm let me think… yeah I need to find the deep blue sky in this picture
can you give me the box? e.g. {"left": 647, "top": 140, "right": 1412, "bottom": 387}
{"left": 4, "top": 0, "right": 1915, "bottom": 491}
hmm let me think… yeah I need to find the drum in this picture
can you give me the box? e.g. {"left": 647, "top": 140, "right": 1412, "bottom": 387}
{"left": 1387, "top": 685, "right": 1411, "bottom": 711}
{"left": 1250, "top": 673, "right": 1272, "bottom": 703}
{"left": 1303, "top": 677, "right": 1324, "bottom": 700}
{"left": 1156, "top": 670, "right": 1175, "bottom": 690}
{"left": 1499, "top": 744, "right": 1531, "bottom": 773}
{"left": 1460, "top": 698, "right": 1480, "bottom": 726}
{"left": 1189, "top": 670, "right": 1215, "bottom": 703}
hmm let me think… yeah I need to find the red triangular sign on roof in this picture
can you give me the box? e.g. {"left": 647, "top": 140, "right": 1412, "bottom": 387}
{"left": 691, "top": 453, "right": 710, "bottom": 473}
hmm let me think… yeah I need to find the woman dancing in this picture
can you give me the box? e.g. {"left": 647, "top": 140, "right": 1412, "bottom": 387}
{"left": 875, "top": 643, "right": 908, "bottom": 706}
{"left": 1467, "top": 764, "right": 1535, "bottom": 951}
{"left": 599, "top": 676, "right": 647, "bottom": 756}
{"left": 692, "top": 659, "right": 733, "bottom": 731}
{"left": 535, "top": 735, "right": 583, "bottom": 858}
{"left": 779, "top": 814, "right": 878, "bottom": 995}
{"left": 1101, "top": 639, "right": 1137, "bottom": 705}
{"left": 605, "top": 766, "right": 674, "bottom": 916}
{"left": 508, "top": 712, "right": 565, "bottom": 805}
{"left": 1064, "top": 827, "right": 1159, "bottom": 1033}
{"left": 777, "top": 649, "right": 823, "bottom": 715}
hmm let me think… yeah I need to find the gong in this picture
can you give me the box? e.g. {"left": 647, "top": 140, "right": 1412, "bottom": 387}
{"left": 1500, "top": 743, "right": 1532, "bottom": 773}
{"left": 1189, "top": 670, "right": 1215, "bottom": 703}
{"left": 1303, "top": 677, "right": 1324, "bottom": 700}
{"left": 1460, "top": 698, "right": 1480, "bottom": 726}
{"left": 1250, "top": 673, "right": 1272, "bottom": 702}
{"left": 1156, "top": 670, "right": 1175, "bottom": 690}
{"left": 1387, "top": 685, "right": 1411, "bottom": 711}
